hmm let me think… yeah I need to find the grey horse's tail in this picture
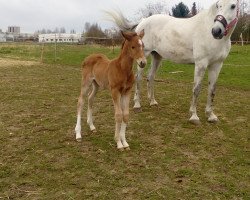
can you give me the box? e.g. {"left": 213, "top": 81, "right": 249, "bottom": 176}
{"left": 103, "top": 10, "right": 138, "bottom": 31}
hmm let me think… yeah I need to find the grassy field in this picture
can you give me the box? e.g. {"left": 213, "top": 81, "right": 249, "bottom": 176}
{"left": 0, "top": 43, "right": 249, "bottom": 199}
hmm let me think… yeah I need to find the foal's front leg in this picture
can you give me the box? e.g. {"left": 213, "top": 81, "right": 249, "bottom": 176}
{"left": 120, "top": 93, "right": 132, "bottom": 150}
{"left": 111, "top": 89, "right": 124, "bottom": 149}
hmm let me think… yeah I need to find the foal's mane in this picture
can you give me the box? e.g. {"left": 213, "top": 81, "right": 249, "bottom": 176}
{"left": 121, "top": 40, "right": 126, "bottom": 50}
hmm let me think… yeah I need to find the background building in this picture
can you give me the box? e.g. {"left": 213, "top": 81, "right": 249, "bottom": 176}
{"left": 7, "top": 26, "right": 20, "bottom": 34}
{"left": 38, "top": 33, "right": 82, "bottom": 43}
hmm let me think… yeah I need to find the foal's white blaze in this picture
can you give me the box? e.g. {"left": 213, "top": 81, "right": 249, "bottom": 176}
{"left": 138, "top": 39, "right": 143, "bottom": 50}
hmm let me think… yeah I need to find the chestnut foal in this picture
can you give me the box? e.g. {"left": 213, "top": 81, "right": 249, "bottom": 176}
{"left": 75, "top": 30, "right": 146, "bottom": 150}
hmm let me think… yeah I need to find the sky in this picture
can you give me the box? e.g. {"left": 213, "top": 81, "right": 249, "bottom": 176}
{"left": 0, "top": 0, "right": 223, "bottom": 33}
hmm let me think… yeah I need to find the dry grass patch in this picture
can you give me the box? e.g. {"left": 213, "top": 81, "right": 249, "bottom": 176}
{"left": 0, "top": 58, "right": 39, "bottom": 68}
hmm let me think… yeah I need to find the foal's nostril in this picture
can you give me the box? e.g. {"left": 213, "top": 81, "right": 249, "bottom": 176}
{"left": 139, "top": 61, "right": 146, "bottom": 68}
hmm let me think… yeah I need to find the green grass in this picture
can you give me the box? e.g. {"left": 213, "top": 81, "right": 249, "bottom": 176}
{"left": 0, "top": 43, "right": 249, "bottom": 199}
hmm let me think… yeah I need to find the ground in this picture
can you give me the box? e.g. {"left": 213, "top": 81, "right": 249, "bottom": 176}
{"left": 0, "top": 44, "right": 249, "bottom": 199}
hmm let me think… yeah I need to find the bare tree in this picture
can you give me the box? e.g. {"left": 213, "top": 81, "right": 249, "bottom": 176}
{"left": 84, "top": 23, "right": 106, "bottom": 38}
{"left": 231, "top": 0, "right": 250, "bottom": 41}
{"left": 191, "top": 2, "right": 198, "bottom": 16}
{"left": 41, "top": 28, "right": 46, "bottom": 34}
{"left": 84, "top": 22, "right": 91, "bottom": 32}
{"left": 239, "top": 0, "right": 248, "bottom": 16}
{"left": 60, "top": 27, "right": 66, "bottom": 33}
{"left": 136, "top": 2, "right": 168, "bottom": 18}
{"left": 53, "top": 27, "right": 59, "bottom": 33}
{"left": 70, "top": 29, "right": 76, "bottom": 34}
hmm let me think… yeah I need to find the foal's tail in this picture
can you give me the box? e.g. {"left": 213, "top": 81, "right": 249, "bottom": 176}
{"left": 103, "top": 10, "right": 138, "bottom": 31}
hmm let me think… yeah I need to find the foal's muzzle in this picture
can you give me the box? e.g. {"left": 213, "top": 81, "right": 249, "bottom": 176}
{"left": 137, "top": 58, "right": 147, "bottom": 68}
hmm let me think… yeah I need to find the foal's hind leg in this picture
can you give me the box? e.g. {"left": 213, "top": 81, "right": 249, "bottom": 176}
{"left": 147, "top": 51, "right": 162, "bottom": 106}
{"left": 87, "top": 81, "right": 99, "bottom": 132}
{"left": 206, "top": 62, "right": 222, "bottom": 123}
{"left": 75, "top": 77, "right": 92, "bottom": 141}
{"left": 189, "top": 62, "right": 207, "bottom": 124}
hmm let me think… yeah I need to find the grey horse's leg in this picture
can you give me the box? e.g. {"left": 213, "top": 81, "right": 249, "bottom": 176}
{"left": 206, "top": 62, "right": 223, "bottom": 123}
{"left": 147, "top": 51, "right": 162, "bottom": 106}
{"left": 189, "top": 61, "right": 207, "bottom": 124}
{"left": 133, "top": 50, "right": 151, "bottom": 111}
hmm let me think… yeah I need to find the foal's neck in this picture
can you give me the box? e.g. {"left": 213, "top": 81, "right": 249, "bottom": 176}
{"left": 118, "top": 41, "right": 134, "bottom": 72}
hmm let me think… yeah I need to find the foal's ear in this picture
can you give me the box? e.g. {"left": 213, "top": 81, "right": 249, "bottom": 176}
{"left": 138, "top": 29, "right": 145, "bottom": 38}
{"left": 121, "top": 31, "right": 133, "bottom": 41}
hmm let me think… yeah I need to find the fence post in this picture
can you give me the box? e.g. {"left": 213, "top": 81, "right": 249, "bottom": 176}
{"left": 240, "top": 33, "right": 244, "bottom": 46}
{"left": 40, "top": 39, "right": 45, "bottom": 63}
{"left": 112, "top": 36, "right": 114, "bottom": 54}
{"left": 54, "top": 33, "right": 57, "bottom": 62}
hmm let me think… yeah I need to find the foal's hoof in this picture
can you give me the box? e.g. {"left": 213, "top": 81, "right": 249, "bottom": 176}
{"left": 91, "top": 129, "right": 97, "bottom": 133}
{"left": 133, "top": 107, "right": 142, "bottom": 113}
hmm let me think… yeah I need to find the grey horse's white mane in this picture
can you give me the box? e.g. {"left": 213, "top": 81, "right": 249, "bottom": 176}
{"left": 103, "top": 10, "right": 138, "bottom": 31}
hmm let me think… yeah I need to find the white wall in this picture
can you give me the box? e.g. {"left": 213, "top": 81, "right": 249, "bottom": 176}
{"left": 38, "top": 33, "right": 82, "bottom": 43}
{"left": 0, "top": 33, "right": 6, "bottom": 42}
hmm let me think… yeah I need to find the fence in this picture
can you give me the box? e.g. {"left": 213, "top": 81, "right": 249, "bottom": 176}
{"left": 0, "top": 40, "right": 249, "bottom": 65}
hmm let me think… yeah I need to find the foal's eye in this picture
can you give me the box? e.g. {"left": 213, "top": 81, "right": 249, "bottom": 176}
{"left": 132, "top": 46, "right": 135, "bottom": 49}
{"left": 231, "top": 4, "right": 236, "bottom": 9}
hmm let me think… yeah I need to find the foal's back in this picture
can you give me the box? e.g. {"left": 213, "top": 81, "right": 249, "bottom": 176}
{"left": 82, "top": 53, "right": 110, "bottom": 89}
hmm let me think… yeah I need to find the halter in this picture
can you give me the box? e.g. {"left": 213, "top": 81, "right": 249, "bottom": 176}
{"left": 214, "top": 0, "right": 239, "bottom": 36}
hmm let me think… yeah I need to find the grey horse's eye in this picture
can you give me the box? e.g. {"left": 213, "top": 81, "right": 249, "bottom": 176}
{"left": 231, "top": 4, "right": 236, "bottom": 9}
